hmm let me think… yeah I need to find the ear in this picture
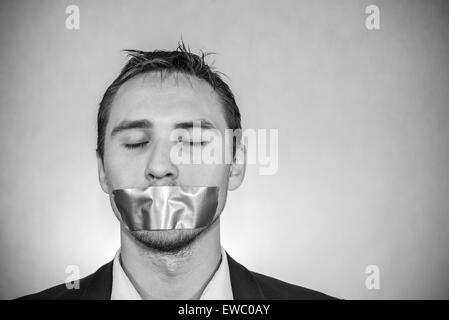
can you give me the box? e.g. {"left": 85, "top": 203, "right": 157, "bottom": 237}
{"left": 228, "top": 143, "right": 246, "bottom": 191}
{"left": 96, "top": 152, "right": 110, "bottom": 194}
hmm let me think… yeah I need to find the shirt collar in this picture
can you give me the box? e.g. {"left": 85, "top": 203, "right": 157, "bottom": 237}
{"left": 111, "top": 246, "right": 233, "bottom": 300}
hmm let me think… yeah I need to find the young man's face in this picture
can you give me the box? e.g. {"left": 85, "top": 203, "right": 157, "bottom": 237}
{"left": 97, "top": 72, "right": 245, "bottom": 252}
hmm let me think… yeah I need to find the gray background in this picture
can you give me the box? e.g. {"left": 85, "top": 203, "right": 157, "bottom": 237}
{"left": 1, "top": 0, "right": 448, "bottom": 299}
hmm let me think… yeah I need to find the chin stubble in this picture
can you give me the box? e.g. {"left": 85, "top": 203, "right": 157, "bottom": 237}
{"left": 129, "top": 227, "right": 208, "bottom": 255}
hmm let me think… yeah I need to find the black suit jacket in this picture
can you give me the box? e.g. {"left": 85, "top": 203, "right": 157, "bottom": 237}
{"left": 17, "top": 253, "right": 335, "bottom": 300}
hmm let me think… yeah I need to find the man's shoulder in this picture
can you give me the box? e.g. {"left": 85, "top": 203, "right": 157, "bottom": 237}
{"left": 16, "top": 261, "right": 113, "bottom": 300}
{"left": 249, "top": 270, "right": 336, "bottom": 300}
{"left": 17, "top": 275, "right": 92, "bottom": 300}
{"left": 226, "top": 253, "right": 337, "bottom": 300}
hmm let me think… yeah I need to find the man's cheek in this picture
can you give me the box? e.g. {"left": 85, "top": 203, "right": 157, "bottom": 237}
{"left": 177, "top": 164, "right": 229, "bottom": 185}
{"left": 106, "top": 161, "right": 146, "bottom": 189}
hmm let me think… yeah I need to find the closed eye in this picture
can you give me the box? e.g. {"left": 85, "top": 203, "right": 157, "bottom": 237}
{"left": 187, "top": 141, "right": 209, "bottom": 146}
{"left": 176, "top": 136, "right": 210, "bottom": 146}
{"left": 124, "top": 141, "right": 149, "bottom": 149}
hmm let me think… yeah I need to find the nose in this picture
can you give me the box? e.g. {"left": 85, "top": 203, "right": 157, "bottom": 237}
{"left": 144, "top": 140, "right": 178, "bottom": 185}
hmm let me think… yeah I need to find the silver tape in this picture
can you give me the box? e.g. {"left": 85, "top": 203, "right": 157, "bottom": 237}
{"left": 111, "top": 186, "right": 220, "bottom": 231}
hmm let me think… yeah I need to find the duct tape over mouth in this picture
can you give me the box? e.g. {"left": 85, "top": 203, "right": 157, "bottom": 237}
{"left": 110, "top": 186, "right": 220, "bottom": 231}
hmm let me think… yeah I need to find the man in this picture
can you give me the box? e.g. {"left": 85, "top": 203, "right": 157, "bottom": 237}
{"left": 19, "top": 43, "right": 334, "bottom": 300}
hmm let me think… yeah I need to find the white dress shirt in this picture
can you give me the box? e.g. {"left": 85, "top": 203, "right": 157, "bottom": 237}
{"left": 110, "top": 246, "right": 234, "bottom": 300}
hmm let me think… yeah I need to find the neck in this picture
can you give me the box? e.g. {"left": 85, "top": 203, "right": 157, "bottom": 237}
{"left": 119, "top": 220, "right": 222, "bottom": 299}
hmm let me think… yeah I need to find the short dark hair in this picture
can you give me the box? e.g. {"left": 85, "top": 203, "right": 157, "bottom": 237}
{"left": 96, "top": 42, "right": 242, "bottom": 161}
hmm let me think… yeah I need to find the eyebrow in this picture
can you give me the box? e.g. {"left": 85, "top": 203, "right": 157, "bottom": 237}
{"left": 110, "top": 118, "right": 217, "bottom": 137}
{"left": 110, "top": 120, "right": 153, "bottom": 137}
{"left": 174, "top": 119, "right": 217, "bottom": 130}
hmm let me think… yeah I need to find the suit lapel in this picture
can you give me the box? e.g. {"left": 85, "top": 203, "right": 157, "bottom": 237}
{"left": 226, "top": 252, "right": 265, "bottom": 300}
{"left": 80, "top": 260, "right": 114, "bottom": 300}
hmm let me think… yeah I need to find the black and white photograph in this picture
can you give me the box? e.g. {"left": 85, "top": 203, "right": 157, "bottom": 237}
{"left": 0, "top": 0, "right": 448, "bottom": 303}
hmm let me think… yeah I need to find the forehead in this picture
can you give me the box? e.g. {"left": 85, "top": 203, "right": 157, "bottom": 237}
{"left": 107, "top": 72, "right": 227, "bottom": 131}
